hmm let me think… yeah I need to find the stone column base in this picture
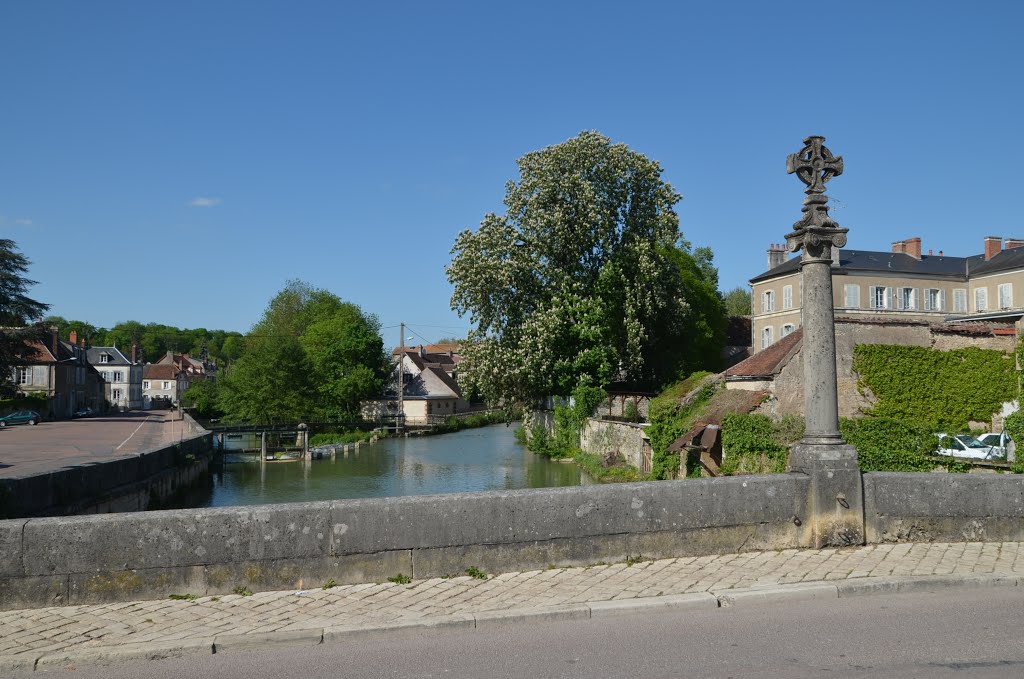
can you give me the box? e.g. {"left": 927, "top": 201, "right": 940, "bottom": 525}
{"left": 789, "top": 443, "right": 865, "bottom": 548}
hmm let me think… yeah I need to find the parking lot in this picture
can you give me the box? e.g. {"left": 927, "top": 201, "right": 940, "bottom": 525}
{"left": 0, "top": 411, "right": 190, "bottom": 479}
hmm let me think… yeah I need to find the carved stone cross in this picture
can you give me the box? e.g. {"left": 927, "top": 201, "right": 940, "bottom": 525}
{"left": 786, "top": 136, "right": 843, "bottom": 195}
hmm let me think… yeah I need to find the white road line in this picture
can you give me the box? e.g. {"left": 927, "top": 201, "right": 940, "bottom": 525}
{"left": 115, "top": 418, "right": 152, "bottom": 451}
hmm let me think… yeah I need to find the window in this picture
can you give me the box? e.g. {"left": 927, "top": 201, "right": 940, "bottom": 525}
{"left": 113, "top": 371, "right": 123, "bottom": 382}
{"left": 976, "top": 287, "right": 988, "bottom": 312}
{"left": 112, "top": 389, "right": 122, "bottom": 402}
{"left": 780, "top": 324, "right": 796, "bottom": 338}
{"left": 162, "top": 381, "right": 171, "bottom": 390}
{"left": 782, "top": 285, "right": 793, "bottom": 310}
{"left": 844, "top": 284, "right": 860, "bottom": 309}
{"left": 761, "top": 326, "right": 773, "bottom": 349}
{"left": 999, "top": 283, "right": 1013, "bottom": 309}
{"left": 143, "top": 381, "right": 151, "bottom": 390}
{"left": 100, "top": 353, "right": 109, "bottom": 364}
{"left": 17, "top": 367, "right": 30, "bottom": 385}
{"left": 953, "top": 289, "right": 967, "bottom": 313}
{"left": 762, "top": 290, "right": 775, "bottom": 313}
{"left": 898, "top": 287, "right": 917, "bottom": 310}
{"left": 869, "top": 286, "right": 891, "bottom": 310}
{"left": 924, "top": 288, "right": 943, "bottom": 311}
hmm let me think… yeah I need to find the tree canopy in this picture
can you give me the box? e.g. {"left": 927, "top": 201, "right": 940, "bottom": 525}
{"left": 0, "top": 239, "right": 49, "bottom": 395}
{"left": 215, "top": 280, "right": 388, "bottom": 423}
{"left": 447, "top": 131, "right": 725, "bottom": 406}
{"left": 723, "top": 286, "right": 752, "bottom": 316}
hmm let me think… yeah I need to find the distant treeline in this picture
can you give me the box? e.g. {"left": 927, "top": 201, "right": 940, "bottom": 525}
{"left": 41, "top": 316, "right": 244, "bottom": 365}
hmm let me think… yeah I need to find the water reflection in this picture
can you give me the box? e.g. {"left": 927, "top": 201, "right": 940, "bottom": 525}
{"left": 202, "top": 424, "right": 583, "bottom": 507}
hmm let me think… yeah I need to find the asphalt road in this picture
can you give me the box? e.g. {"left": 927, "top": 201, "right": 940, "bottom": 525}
{"left": 20, "top": 587, "right": 1024, "bottom": 679}
{"left": 0, "top": 411, "right": 188, "bottom": 478}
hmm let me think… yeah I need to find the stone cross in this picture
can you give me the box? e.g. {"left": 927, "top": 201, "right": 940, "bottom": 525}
{"left": 784, "top": 136, "right": 848, "bottom": 259}
{"left": 783, "top": 135, "right": 864, "bottom": 549}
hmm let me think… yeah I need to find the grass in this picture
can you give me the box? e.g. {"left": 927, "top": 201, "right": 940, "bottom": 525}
{"left": 465, "top": 566, "right": 489, "bottom": 580}
{"left": 387, "top": 574, "right": 412, "bottom": 585}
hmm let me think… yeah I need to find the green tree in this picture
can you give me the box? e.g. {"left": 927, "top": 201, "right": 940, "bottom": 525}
{"left": 216, "top": 280, "right": 387, "bottom": 423}
{"left": 182, "top": 379, "right": 222, "bottom": 419}
{"left": 447, "top": 131, "right": 720, "bottom": 406}
{"left": 723, "top": 286, "right": 752, "bottom": 316}
{"left": 0, "top": 240, "right": 49, "bottom": 395}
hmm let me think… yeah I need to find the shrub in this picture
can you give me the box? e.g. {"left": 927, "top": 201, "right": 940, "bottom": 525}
{"left": 839, "top": 417, "right": 940, "bottom": 472}
{"left": 647, "top": 376, "right": 718, "bottom": 479}
{"left": 720, "top": 413, "right": 788, "bottom": 475}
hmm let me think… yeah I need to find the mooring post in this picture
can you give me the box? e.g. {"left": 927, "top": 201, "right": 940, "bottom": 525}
{"left": 783, "top": 135, "right": 865, "bottom": 548}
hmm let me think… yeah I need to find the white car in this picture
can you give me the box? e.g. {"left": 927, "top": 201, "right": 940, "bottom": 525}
{"left": 976, "top": 431, "right": 1011, "bottom": 459}
{"left": 935, "top": 434, "right": 999, "bottom": 460}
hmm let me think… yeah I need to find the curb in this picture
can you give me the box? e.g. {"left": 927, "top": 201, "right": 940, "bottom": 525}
{"left": 4, "top": 574, "right": 1021, "bottom": 672}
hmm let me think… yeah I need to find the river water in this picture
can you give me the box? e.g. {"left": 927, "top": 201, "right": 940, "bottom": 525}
{"left": 200, "top": 424, "right": 586, "bottom": 507}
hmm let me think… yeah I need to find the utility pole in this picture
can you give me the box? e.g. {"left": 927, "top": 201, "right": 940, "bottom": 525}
{"left": 397, "top": 322, "right": 405, "bottom": 435}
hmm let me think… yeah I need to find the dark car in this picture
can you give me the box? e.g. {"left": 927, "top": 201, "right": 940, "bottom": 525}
{"left": 73, "top": 406, "right": 93, "bottom": 418}
{"left": 0, "top": 410, "right": 41, "bottom": 427}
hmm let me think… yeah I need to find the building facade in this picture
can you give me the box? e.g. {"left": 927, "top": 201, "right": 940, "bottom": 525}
{"left": 11, "top": 329, "right": 105, "bottom": 418}
{"left": 87, "top": 346, "right": 143, "bottom": 410}
{"left": 750, "top": 235, "right": 1024, "bottom": 353}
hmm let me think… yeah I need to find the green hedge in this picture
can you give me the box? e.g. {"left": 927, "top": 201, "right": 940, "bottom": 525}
{"left": 839, "top": 417, "right": 969, "bottom": 473}
{"left": 853, "top": 345, "right": 1015, "bottom": 430}
{"left": 719, "top": 413, "right": 794, "bottom": 475}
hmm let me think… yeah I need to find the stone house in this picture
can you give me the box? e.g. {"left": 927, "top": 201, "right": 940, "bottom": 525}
{"left": 364, "top": 346, "right": 468, "bottom": 424}
{"left": 10, "top": 329, "right": 105, "bottom": 418}
{"left": 142, "top": 363, "right": 187, "bottom": 407}
{"left": 750, "top": 235, "right": 1024, "bottom": 354}
{"left": 87, "top": 346, "right": 144, "bottom": 410}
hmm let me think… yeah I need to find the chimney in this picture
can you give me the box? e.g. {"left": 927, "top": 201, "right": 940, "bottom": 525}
{"left": 419, "top": 345, "right": 426, "bottom": 358}
{"left": 767, "top": 243, "right": 786, "bottom": 270}
{"left": 905, "top": 237, "right": 922, "bottom": 260}
{"left": 984, "top": 236, "right": 1002, "bottom": 261}
{"left": 69, "top": 330, "right": 78, "bottom": 346}
{"left": 49, "top": 326, "right": 58, "bottom": 356}
{"left": 891, "top": 240, "right": 906, "bottom": 254}
{"left": 1006, "top": 238, "right": 1024, "bottom": 250}
{"left": 928, "top": 249, "right": 933, "bottom": 256}
{"left": 131, "top": 343, "right": 138, "bottom": 364}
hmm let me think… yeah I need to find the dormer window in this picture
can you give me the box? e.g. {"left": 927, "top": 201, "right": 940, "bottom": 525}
{"left": 100, "top": 353, "right": 110, "bottom": 363}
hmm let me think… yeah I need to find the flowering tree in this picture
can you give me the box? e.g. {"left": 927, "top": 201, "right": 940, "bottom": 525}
{"left": 447, "top": 132, "right": 724, "bottom": 407}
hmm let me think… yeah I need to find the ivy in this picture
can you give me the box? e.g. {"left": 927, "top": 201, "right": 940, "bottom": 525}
{"left": 719, "top": 413, "right": 793, "bottom": 475}
{"left": 853, "top": 345, "right": 1016, "bottom": 430}
{"left": 524, "top": 385, "right": 607, "bottom": 459}
{"left": 647, "top": 373, "right": 717, "bottom": 479}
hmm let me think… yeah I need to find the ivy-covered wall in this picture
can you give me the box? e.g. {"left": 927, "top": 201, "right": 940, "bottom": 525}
{"left": 853, "top": 345, "right": 1016, "bottom": 430}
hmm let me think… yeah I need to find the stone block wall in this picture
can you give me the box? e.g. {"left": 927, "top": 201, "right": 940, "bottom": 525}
{"left": 579, "top": 419, "right": 649, "bottom": 469}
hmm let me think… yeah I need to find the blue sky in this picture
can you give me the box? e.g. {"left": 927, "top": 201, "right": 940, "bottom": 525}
{"left": 2, "top": 1, "right": 1021, "bottom": 343}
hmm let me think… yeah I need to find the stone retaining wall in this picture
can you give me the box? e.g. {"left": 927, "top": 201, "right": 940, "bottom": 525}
{"left": 0, "top": 476, "right": 809, "bottom": 609}
{"left": 579, "top": 419, "right": 648, "bottom": 469}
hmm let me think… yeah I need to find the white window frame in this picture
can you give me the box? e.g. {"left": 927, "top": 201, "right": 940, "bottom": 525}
{"left": 976, "top": 287, "right": 988, "bottom": 312}
{"left": 780, "top": 323, "right": 796, "bottom": 338}
{"left": 100, "top": 353, "right": 109, "bottom": 364}
{"left": 844, "top": 284, "right": 860, "bottom": 309}
{"left": 762, "top": 290, "right": 775, "bottom": 313}
{"left": 17, "top": 367, "right": 30, "bottom": 385}
{"left": 112, "top": 388, "right": 122, "bottom": 402}
{"left": 143, "top": 380, "right": 151, "bottom": 390}
{"left": 898, "top": 287, "right": 917, "bottom": 311}
{"left": 782, "top": 285, "right": 793, "bottom": 310}
{"left": 953, "top": 288, "right": 967, "bottom": 313}
{"left": 869, "top": 286, "right": 891, "bottom": 310}
{"left": 162, "top": 381, "right": 171, "bottom": 390}
{"left": 999, "top": 283, "right": 1013, "bottom": 309}
{"left": 761, "top": 326, "right": 773, "bottom": 349}
{"left": 923, "top": 288, "right": 943, "bottom": 311}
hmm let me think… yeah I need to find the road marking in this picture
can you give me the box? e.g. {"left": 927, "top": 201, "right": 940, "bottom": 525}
{"left": 115, "top": 419, "right": 153, "bottom": 451}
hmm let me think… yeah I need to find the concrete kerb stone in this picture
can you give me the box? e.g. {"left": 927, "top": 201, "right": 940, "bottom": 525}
{"left": 213, "top": 628, "right": 324, "bottom": 653}
{"left": 0, "top": 653, "right": 40, "bottom": 674}
{"left": 835, "top": 573, "right": 1021, "bottom": 598}
{"left": 35, "top": 637, "right": 215, "bottom": 669}
{"left": 589, "top": 593, "right": 719, "bottom": 617}
{"left": 473, "top": 603, "right": 592, "bottom": 627}
{"left": 323, "top": 614, "right": 477, "bottom": 643}
{"left": 716, "top": 583, "right": 839, "bottom": 607}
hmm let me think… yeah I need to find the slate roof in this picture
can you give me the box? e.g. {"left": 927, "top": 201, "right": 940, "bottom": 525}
{"left": 87, "top": 347, "right": 133, "bottom": 366}
{"left": 750, "top": 250, "right": 981, "bottom": 284}
{"left": 723, "top": 329, "right": 803, "bottom": 379}
{"left": 971, "top": 246, "right": 1024, "bottom": 276}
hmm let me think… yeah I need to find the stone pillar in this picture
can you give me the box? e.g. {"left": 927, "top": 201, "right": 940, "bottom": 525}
{"left": 783, "top": 135, "right": 864, "bottom": 548}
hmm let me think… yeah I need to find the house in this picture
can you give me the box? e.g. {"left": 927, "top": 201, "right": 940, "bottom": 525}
{"left": 10, "top": 328, "right": 105, "bottom": 418}
{"left": 363, "top": 345, "right": 469, "bottom": 424}
{"left": 750, "top": 235, "right": 1024, "bottom": 354}
{"left": 155, "top": 350, "right": 217, "bottom": 381}
{"left": 142, "top": 363, "right": 186, "bottom": 407}
{"left": 87, "top": 345, "right": 144, "bottom": 410}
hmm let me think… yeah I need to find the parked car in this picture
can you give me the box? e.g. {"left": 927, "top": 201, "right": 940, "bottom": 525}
{"left": 935, "top": 433, "right": 999, "bottom": 460}
{"left": 977, "top": 431, "right": 1012, "bottom": 458}
{"left": 0, "top": 410, "right": 41, "bottom": 427}
{"left": 72, "top": 406, "right": 93, "bottom": 418}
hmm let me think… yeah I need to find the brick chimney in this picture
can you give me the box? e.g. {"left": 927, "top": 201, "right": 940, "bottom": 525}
{"left": 767, "top": 243, "right": 786, "bottom": 270}
{"left": 1006, "top": 238, "right": 1024, "bottom": 250}
{"left": 891, "top": 240, "right": 906, "bottom": 254}
{"left": 131, "top": 343, "right": 138, "bottom": 364}
{"left": 905, "top": 237, "right": 922, "bottom": 260}
{"left": 69, "top": 330, "right": 78, "bottom": 346}
{"left": 984, "top": 236, "right": 1002, "bottom": 261}
{"left": 49, "top": 327, "right": 58, "bottom": 356}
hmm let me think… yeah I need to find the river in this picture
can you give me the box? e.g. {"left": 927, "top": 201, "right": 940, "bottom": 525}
{"left": 200, "top": 423, "right": 586, "bottom": 507}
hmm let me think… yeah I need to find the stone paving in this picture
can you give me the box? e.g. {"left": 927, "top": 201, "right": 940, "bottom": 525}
{"left": 3, "top": 541, "right": 1024, "bottom": 662}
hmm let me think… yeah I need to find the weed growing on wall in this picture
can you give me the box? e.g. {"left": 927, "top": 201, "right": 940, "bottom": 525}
{"left": 525, "top": 385, "right": 607, "bottom": 458}
{"left": 853, "top": 345, "right": 1016, "bottom": 430}
{"left": 646, "top": 373, "right": 716, "bottom": 479}
{"left": 839, "top": 417, "right": 970, "bottom": 472}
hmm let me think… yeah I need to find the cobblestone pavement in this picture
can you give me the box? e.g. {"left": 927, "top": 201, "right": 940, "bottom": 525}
{"left": 3, "top": 541, "right": 1023, "bottom": 662}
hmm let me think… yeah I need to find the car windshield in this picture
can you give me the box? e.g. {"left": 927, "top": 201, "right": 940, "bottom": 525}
{"left": 956, "top": 435, "right": 988, "bottom": 449}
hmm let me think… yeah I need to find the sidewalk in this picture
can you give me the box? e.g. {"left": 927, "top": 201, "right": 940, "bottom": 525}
{"left": 3, "top": 541, "right": 1024, "bottom": 671}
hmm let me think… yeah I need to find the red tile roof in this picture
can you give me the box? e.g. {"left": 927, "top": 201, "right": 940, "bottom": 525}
{"left": 723, "top": 329, "right": 803, "bottom": 379}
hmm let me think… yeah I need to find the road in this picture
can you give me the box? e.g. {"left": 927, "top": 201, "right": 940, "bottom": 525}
{"left": 18, "top": 587, "right": 1024, "bottom": 678}
{"left": 0, "top": 411, "right": 189, "bottom": 478}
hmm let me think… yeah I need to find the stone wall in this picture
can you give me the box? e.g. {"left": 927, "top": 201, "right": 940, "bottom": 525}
{"left": 579, "top": 419, "right": 648, "bottom": 469}
{"left": 771, "top": 320, "right": 1016, "bottom": 418}
{"left": 0, "top": 476, "right": 810, "bottom": 609}
{"left": 0, "top": 416, "right": 213, "bottom": 519}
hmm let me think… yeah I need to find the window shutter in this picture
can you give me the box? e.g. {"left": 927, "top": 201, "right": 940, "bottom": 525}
{"left": 939, "top": 290, "right": 946, "bottom": 311}
{"left": 886, "top": 287, "right": 894, "bottom": 309}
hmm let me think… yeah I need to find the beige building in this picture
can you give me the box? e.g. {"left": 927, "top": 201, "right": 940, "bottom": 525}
{"left": 750, "top": 235, "right": 1024, "bottom": 353}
